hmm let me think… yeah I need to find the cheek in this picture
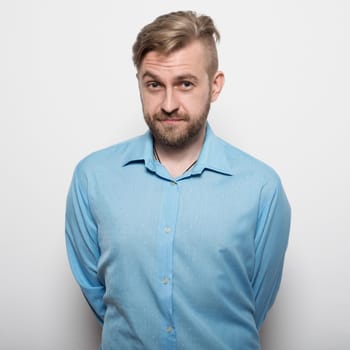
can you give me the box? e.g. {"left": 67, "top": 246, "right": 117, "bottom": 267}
{"left": 141, "top": 92, "right": 163, "bottom": 113}
{"left": 182, "top": 91, "right": 209, "bottom": 111}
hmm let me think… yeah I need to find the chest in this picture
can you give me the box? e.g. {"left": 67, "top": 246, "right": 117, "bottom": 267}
{"left": 90, "top": 169, "right": 259, "bottom": 275}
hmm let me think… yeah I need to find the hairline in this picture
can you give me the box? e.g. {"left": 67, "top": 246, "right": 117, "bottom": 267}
{"left": 136, "top": 38, "right": 217, "bottom": 79}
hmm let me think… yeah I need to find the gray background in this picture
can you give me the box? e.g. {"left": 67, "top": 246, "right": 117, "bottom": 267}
{"left": 1, "top": 0, "right": 349, "bottom": 349}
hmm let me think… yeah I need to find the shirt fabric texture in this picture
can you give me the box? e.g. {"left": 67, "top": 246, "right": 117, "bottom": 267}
{"left": 65, "top": 124, "right": 291, "bottom": 350}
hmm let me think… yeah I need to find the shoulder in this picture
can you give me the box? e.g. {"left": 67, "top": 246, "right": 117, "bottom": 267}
{"left": 219, "top": 138, "right": 290, "bottom": 213}
{"left": 217, "top": 136, "right": 282, "bottom": 187}
{"left": 74, "top": 134, "right": 145, "bottom": 176}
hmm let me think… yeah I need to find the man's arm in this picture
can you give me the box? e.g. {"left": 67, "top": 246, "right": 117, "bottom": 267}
{"left": 65, "top": 163, "right": 105, "bottom": 325}
{"left": 252, "top": 176, "right": 291, "bottom": 329}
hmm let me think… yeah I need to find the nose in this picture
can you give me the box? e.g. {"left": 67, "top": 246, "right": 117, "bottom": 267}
{"left": 161, "top": 88, "right": 179, "bottom": 115}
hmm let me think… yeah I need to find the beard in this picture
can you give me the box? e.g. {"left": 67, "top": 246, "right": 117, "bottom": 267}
{"left": 144, "top": 100, "right": 211, "bottom": 148}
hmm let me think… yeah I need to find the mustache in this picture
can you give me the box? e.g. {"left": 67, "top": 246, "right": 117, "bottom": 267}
{"left": 154, "top": 111, "right": 190, "bottom": 121}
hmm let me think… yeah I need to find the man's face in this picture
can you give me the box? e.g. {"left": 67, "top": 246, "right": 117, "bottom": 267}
{"left": 137, "top": 40, "right": 220, "bottom": 148}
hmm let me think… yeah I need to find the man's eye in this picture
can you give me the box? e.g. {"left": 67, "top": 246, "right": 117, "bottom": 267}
{"left": 181, "top": 81, "right": 193, "bottom": 89}
{"left": 147, "top": 81, "right": 160, "bottom": 89}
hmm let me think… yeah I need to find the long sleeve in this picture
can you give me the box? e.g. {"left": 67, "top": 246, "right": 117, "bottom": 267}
{"left": 252, "top": 176, "right": 291, "bottom": 329}
{"left": 65, "top": 163, "right": 106, "bottom": 325}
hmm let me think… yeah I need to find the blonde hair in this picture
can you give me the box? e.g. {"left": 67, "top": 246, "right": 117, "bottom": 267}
{"left": 132, "top": 11, "right": 220, "bottom": 78}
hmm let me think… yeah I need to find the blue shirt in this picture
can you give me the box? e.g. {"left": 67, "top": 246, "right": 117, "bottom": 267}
{"left": 65, "top": 124, "right": 291, "bottom": 350}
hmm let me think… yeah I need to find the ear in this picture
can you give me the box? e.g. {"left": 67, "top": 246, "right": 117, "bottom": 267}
{"left": 210, "top": 71, "right": 225, "bottom": 102}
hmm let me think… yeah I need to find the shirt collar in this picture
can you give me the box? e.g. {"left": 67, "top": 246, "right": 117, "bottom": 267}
{"left": 121, "top": 123, "right": 234, "bottom": 176}
{"left": 120, "top": 131, "right": 156, "bottom": 170}
{"left": 193, "top": 124, "right": 233, "bottom": 176}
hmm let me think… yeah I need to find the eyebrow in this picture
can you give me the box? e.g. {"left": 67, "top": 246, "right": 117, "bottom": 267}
{"left": 141, "top": 71, "right": 159, "bottom": 81}
{"left": 141, "top": 71, "right": 199, "bottom": 84}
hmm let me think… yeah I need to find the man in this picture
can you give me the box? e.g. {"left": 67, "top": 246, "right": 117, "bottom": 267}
{"left": 65, "top": 10, "right": 291, "bottom": 350}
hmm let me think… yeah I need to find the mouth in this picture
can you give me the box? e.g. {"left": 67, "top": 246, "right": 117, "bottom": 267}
{"left": 152, "top": 112, "right": 189, "bottom": 126}
{"left": 157, "top": 114, "right": 188, "bottom": 122}
{"left": 160, "top": 118, "right": 184, "bottom": 123}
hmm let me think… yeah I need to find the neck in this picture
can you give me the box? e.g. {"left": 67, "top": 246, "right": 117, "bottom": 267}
{"left": 154, "top": 130, "right": 205, "bottom": 178}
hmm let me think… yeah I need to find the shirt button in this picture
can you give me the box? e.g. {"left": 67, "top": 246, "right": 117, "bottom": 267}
{"left": 162, "top": 277, "right": 169, "bottom": 285}
{"left": 166, "top": 326, "right": 173, "bottom": 333}
{"left": 164, "top": 227, "right": 171, "bottom": 233}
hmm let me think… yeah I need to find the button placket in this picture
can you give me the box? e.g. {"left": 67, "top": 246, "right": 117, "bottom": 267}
{"left": 157, "top": 180, "right": 179, "bottom": 348}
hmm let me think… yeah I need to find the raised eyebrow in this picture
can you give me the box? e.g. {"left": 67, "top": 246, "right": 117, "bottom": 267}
{"left": 141, "top": 71, "right": 160, "bottom": 81}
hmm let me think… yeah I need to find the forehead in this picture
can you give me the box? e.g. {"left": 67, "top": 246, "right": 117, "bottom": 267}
{"left": 139, "top": 41, "right": 208, "bottom": 79}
